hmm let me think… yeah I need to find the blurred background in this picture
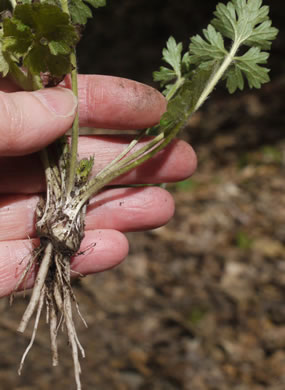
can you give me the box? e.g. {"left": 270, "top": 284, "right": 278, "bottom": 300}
{"left": 1, "top": 1, "right": 285, "bottom": 389}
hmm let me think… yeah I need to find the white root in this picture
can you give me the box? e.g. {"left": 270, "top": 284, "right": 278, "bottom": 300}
{"left": 18, "top": 286, "right": 45, "bottom": 375}
{"left": 18, "top": 242, "right": 53, "bottom": 333}
{"left": 17, "top": 237, "right": 87, "bottom": 390}
{"left": 50, "top": 301, "right": 59, "bottom": 366}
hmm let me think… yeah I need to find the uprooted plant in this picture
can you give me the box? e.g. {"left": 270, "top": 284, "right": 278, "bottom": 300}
{"left": 0, "top": 0, "right": 278, "bottom": 389}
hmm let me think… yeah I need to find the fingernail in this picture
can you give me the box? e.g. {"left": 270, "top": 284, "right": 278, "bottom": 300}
{"left": 32, "top": 87, "right": 78, "bottom": 117}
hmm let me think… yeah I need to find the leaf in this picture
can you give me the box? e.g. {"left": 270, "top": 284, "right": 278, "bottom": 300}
{"left": 69, "top": 0, "right": 106, "bottom": 25}
{"left": 234, "top": 47, "right": 270, "bottom": 90}
{"left": 162, "top": 36, "right": 183, "bottom": 76}
{"left": 153, "top": 66, "right": 176, "bottom": 86}
{"left": 212, "top": 0, "right": 278, "bottom": 50}
{"left": 69, "top": 0, "right": 92, "bottom": 25}
{"left": 153, "top": 37, "right": 185, "bottom": 85}
{"left": 153, "top": 37, "right": 192, "bottom": 99}
{"left": 2, "top": 17, "right": 33, "bottom": 58}
{"left": 0, "top": 29, "right": 9, "bottom": 76}
{"left": 189, "top": 24, "right": 226, "bottom": 66}
{"left": 188, "top": 0, "right": 278, "bottom": 93}
{"left": 2, "top": 3, "right": 79, "bottom": 77}
{"left": 159, "top": 67, "right": 214, "bottom": 135}
{"left": 153, "top": 0, "right": 277, "bottom": 139}
{"left": 76, "top": 157, "right": 94, "bottom": 184}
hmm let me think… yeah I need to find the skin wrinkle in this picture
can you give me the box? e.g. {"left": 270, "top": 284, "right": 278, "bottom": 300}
{"left": 0, "top": 195, "right": 38, "bottom": 241}
{"left": 78, "top": 75, "right": 89, "bottom": 125}
{"left": 0, "top": 92, "right": 21, "bottom": 154}
{"left": 0, "top": 187, "right": 174, "bottom": 241}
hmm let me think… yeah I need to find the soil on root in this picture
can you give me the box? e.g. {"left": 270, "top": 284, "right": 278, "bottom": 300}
{"left": 0, "top": 1, "right": 284, "bottom": 389}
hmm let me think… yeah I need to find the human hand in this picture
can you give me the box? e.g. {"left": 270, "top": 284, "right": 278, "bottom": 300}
{"left": 0, "top": 75, "right": 197, "bottom": 297}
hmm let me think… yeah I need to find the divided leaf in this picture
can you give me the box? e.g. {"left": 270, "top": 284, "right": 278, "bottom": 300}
{"left": 69, "top": 0, "right": 106, "bottom": 25}
{"left": 153, "top": 37, "right": 183, "bottom": 86}
{"left": 212, "top": 0, "right": 277, "bottom": 50}
{"left": 153, "top": 0, "right": 278, "bottom": 139}
{"left": 159, "top": 68, "right": 214, "bottom": 135}
{"left": 188, "top": 0, "right": 278, "bottom": 93}
{"left": 153, "top": 36, "right": 192, "bottom": 98}
{"left": 2, "top": 3, "right": 79, "bottom": 77}
{"left": 189, "top": 24, "right": 226, "bottom": 67}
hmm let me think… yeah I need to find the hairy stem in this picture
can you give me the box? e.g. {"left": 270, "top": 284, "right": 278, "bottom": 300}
{"left": 194, "top": 41, "right": 239, "bottom": 111}
{"left": 67, "top": 51, "right": 80, "bottom": 195}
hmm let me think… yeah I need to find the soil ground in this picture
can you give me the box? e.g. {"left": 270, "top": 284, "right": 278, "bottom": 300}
{"left": 1, "top": 1, "right": 285, "bottom": 389}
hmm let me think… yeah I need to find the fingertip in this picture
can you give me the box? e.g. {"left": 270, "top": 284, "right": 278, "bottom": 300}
{"left": 71, "top": 230, "right": 129, "bottom": 275}
{"left": 77, "top": 75, "right": 166, "bottom": 129}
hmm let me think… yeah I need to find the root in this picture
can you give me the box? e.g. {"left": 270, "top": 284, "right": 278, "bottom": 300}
{"left": 18, "top": 242, "right": 53, "bottom": 333}
{"left": 17, "top": 241, "right": 86, "bottom": 390}
{"left": 18, "top": 286, "right": 45, "bottom": 375}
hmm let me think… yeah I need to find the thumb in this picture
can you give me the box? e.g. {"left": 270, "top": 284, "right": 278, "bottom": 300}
{"left": 0, "top": 87, "right": 77, "bottom": 156}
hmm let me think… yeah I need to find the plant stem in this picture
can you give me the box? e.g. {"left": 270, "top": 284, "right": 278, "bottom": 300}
{"left": 194, "top": 40, "right": 239, "bottom": 111}
{"left": 165, "top": 76, "right": 185, "bottom": 101}
{"left": 67, "top": 51, "right": 80, "bottom": 195}
{"left": 74, "top": 118, "right": 184, "bottom": 216}
{"left": 58, "top": 0, "right": 80, "bottom": 195}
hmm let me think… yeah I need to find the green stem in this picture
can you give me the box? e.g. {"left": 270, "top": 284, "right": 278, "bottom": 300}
{"left": 94, "top": 130, "right": 147, "bottom": 178}
{"left": 165, "top": 76, "right": 185, "bottom": 101}
{"left": 74, "top": 117, "right": 185, "bottom": 217}
{"left": 59, "top": 0, "right": 80, "bottom": 196}
{"left": 194, "top": 40, "right": 239, "bottom": 111}
{"left": 67, "top": 51, "right": 80, "bottom": 195}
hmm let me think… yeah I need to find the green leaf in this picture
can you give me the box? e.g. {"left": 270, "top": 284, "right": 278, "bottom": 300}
{"left": 69, "top": 0, "right": 92, "bottom": 25}
{"left": 188, "top": 0, "right": 278, "bottom": 94}
{"left": 153, "top": 66, "right": 176, "bottom": 86}
{"left": 2, "top": 3, "right": 79, "bottom": 77}
{"left": 212, "top": 0, "right": 278, "bottom": 50}
{"left": 162, "top": 36, "right": 183, "bottom": 77}
{"left": 159, "top": 67, "right": 214, "bottom": 135}
{"left": 85, "top": 0, "right": 106, "bottom": 8}
{"left": 76, "top": 157, "right": 94, "bottom": 184}
{"left": 153, "top": 37, "right": 184, "bottom": 85}
{"left": 2, "top": 17, "right": 33, "bottom": 58}
{"left": 69, "top": 0, "right": 106, "bottom": 25}
{"left": 0, "top": 28, "right": 9, "bottom": 76}
{"left": 189, "top": 25, "right": 226, "bottom": 66}
{"left": 234, "top": 47, "right": 270, "bottom": 90}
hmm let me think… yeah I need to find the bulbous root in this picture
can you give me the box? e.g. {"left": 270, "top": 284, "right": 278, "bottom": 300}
{"left": 17, "top": 239, "right": 87, "bottom": 390}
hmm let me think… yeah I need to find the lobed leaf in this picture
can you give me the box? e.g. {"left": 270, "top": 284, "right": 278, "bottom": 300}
{"left": 2, "top": 3, "right": 79, "bottom": 78}
{"left": 69, "top": 0, "right": 106, "bottom": 25}
{"left": 212, "top": 0, "right": 278, "bottom": 49}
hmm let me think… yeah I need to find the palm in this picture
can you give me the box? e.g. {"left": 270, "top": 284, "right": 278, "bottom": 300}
{"left": 0, "top": 74, "right": 196, "bottom": 297}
